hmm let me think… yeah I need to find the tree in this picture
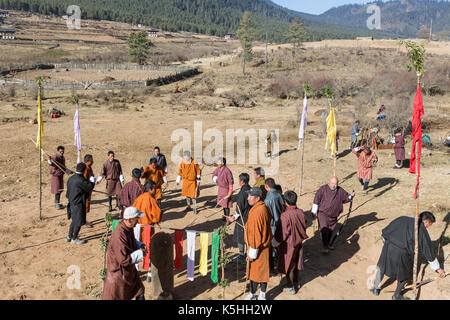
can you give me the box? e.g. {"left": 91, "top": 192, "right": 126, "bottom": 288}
{"left": 236, "top": 11, "right": 258, "bottom": 75}
{"left": 126, "top": 30, "right": 154, "bottom": 65}
{"left": 286, "top": 18, "right": 307, "bottom": 59}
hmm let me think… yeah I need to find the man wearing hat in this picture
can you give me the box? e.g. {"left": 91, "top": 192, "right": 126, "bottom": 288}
{"left": 244, "top": 187, "right": 272, "bottom": 300}
{"left": 102, "top": 207, "right": 148, "bottom": 300}
{"left": 66, "top": 162, "right": 95, "bottom": 244}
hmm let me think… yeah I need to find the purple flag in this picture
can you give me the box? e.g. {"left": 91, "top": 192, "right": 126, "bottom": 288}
{"left": 74, "top": 105, "right": 81, "bottom": 163}
{"left": 298, "top": 95, "right": 308, "bottom": 149}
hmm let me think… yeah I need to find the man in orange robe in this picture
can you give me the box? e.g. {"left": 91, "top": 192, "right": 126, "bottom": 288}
{"left": 176, "top": 151, "right": 201, "bottom": 214}
{"left": 245, "top": 187, "right": 272, "bottom": 300}
{"left": 133, "top": 180, "right": 162, "bottom": 238}
{"left": 141, "top": 158, "right": 168, "bottom": 208}
{"left": 83, "top": 154, "right": 95, "bottom": 228}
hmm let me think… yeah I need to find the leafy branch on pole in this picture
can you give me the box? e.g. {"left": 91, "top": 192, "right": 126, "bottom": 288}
{"left": 99, "top": 212, "right": 113, "bottom": 281}
{"left": 71, "top": 94, "right": 79, "bottom": 105}
{"left": 303, "top": 83, "right": 311, "bottom": 97}
{"left": 398, "top": 40, "right": 426, "bottom": 79}
{"left": 322, "top": 85, "right": 334, "bottom": 107}
{"left": 214, "top": 224, "right": 231, "bottom": 299}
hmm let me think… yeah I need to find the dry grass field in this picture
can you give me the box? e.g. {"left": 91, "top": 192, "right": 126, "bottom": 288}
{"left": 0, "top": 11, "right": 449, "bottom": 300}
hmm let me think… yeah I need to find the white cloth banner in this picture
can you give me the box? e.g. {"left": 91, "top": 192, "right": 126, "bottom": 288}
{"left": 298, "top": 95, "right": 308, "bottom": 149}
{"left": 74, "top": 105, "right": 82, "bottom": 163}
{"left": 134, "top": 224, "right": 141, "bottom": 270}
{"left": 186, "top": 231, "right": 196, "bottom": 281}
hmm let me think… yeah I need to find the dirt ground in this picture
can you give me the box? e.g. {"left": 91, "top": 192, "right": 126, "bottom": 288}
{"left": 0, "top": 13, "right": 449, "bottom": 301}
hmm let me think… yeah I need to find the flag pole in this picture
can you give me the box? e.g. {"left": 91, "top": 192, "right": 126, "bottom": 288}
{"left": 413, "top": 73, "right": 421, "bottom": 300}
{"left": 298, "top": 87, "right": 309, "bottom": 195}
{"left": 39, "top": 85, "right": 42, "bottom": 221}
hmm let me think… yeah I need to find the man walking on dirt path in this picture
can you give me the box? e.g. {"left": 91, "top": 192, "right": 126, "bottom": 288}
{"left": 352, "top": 146, "right": 378, "bottom": 195}
{"left": 97, "top": 151, "right": 124, "bottom": 212}
{"left": 312, "top": 176, "right": 354, "bottom": 253}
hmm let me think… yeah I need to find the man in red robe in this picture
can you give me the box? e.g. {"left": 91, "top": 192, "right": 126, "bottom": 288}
{"left": 47, "top": 146, "right": 73, "bottom": 210}
{"left": 212, "top": 157, "right": 233, "bottom": 220}
{"left": 97, "top": 151, "right": 124, "bottom": 212}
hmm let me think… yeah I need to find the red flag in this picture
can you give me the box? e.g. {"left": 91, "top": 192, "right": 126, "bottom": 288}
{"left": 174, "top": 231, "right": 184, "bottom": 270}
{"left": 142, "top": 226, "right": 154, "bottom": 271}
{"left": 409, "top": 84, "right": 424, "bottom": 199}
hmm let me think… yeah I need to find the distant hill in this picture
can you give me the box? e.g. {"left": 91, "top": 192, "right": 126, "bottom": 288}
{"left": 295, "top": 0, "right": 450, "bottom": 38}
{"left": 0, "top": 0, "right": 427, "bottom": 42}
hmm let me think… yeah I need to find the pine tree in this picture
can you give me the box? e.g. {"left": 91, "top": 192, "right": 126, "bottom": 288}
{"left": 236, "top": 11, "right": 258, "bottom": 75}
{"left": 126, "top": 30, "right": 154, "bottom": 65}
{"left": 286, "top": 18, "right": 308, "bottom": 59}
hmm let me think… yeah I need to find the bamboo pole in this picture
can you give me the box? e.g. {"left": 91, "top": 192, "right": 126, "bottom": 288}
{"left": 413, "top": 74, "right": 421, "bottom": 300}
{"left": 39, "top": 85, "right": 42, "bottom": 221}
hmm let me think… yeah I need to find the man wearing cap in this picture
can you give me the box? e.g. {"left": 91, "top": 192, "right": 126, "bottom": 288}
{"left": 102, "top": 206, "right": 148, "bottom": 300}
{"left": 66, "top": 162, "right": 96, "bottom": 244}
{"left": 212, "top": 157, "right": 234, "bottom": 218}
{"left": 253, "top": 167, "right": 267, "bottom": 201}
{"left": 176, "top": 151, "right": 201, "bottom": 214}
{"left": 352, "top": 145, "right": 378, "bottom": 195}
{"left": 244, "top": 187, "right": 272, "bottom": 300}
{"left": 119, "top": 168, "right": 145, "bottom": 218}
{"left": 312, "top": 177, "right": 355, "bottom": 253}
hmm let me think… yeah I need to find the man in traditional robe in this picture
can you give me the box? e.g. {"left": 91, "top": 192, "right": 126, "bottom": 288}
{"left": 83, "top": 154, "right": 95, "bottom": 228}
{"left": 102, "top": 207, "right": 147, "bottom": 300}
{"left": 149, "top": 146, "right": 168, "bottom": 174}
{"left": 176, "top": 151, "right": 201, "bottom": 214}
{"left": 97, "top": 151, "right": 124, "bottom": 212}
{"left": 212, "top": 157, "right": 234, "bottom": 219}
{"left": 47, "top": 146, "right": 73, "bottom": 210}
{"left": 312, "top": 176, "right": 355, "bottom": 253}
{"left": 142, "top": 158, "right": 168, "bottom": 208}
{"left": 350, "top": 120, "right": 360, "bottom": 149}
{"left": 272, "top": 191, "right": 308, "bottom": 294}
{"left": 244, "top": 187, "right": 272, "bottom": 301}
{"left": 393, "top": 129, "right": 406, "bottom": 169}
{"left": 119, "top": 168, "right": 144, "bottom": 218}
{"left": 134, "top": 180, "right": 162, "bottom": 233}
{"left": 264, "top": 177, "right": 285, "bottom": 275}
{"left": 369, "top": 211, "right": 446, "bottom": 300}
{"left": 66, "top": 162, "right": 95, "bottom": 244}
{"left": 352, "top": 146, "right": 378, "bottom": 195}
{"left": 253, "top": 167, "right": 267, "bottom": 201}
{"left": 226, "top": 173, "right": 251, "bottom": 265}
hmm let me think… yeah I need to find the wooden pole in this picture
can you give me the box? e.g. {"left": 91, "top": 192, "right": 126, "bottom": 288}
{"left": 413, "top": 74, "right": 421, "bottom": 300}
{"left": 38, "top": 86, "right": 42, "bottom": 221}
{"left": 299, "top": 136, "right": 305, "bottom": 195}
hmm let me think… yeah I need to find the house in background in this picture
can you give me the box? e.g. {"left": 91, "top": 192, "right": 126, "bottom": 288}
{"left": 0, "top": 27, "right": 16, "bottom": 40}
{"left": 224, "top": 32, "right": 235, "bottom": 40}
{"left": 0, "top": 10, "right": 9, "bottom": 18}
{"left": 148, "top": 28, "right": 159, "bottom": 38}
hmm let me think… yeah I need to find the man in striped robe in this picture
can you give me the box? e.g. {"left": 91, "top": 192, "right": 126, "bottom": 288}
{"left": 312, "top": 177, "right": 354, "bottom": 253}
{"left": 97, "top": 151, "right": 124, "bottom": 212}
{"left": 102, "top": 207, "right": 147, "bottom": 300}
{"left": 119, "top": 168, "right": 144, "bottom": 218}
{"left": 176, "top": 151, "right": 201, "bottom": 214}
{"left": 245, "top": 187, "right": 272, "bottom": 301}
{"left": 352, "top": 146, "right": 378, "bottom": 195}
{"left": 142, "top": 158, "right": 168, "bottom": 208}
{"left": 212, "top": 157, "right": 234, "bottom": 219}
{"left": 393, "top": 129, "right": 406, "bottom": 169}
{"left": 47, "top": 146, "right": 73, "bottom": 210}
{"left": 272, "top": 191, "right": 308, "bottom": 294}
{"left": 83, "top": 154, "right": 95, "bottom": 228}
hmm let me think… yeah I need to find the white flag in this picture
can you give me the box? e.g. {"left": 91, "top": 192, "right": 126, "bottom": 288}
{"left": 74, "top": 105, "right": 81, "bottom": 163}
{"left": 298, "top": 95, "right": 308, "bottom": 149}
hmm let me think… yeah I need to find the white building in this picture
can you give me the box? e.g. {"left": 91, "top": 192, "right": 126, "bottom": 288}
{"left": 148, "top": 28, "right": 159, "bottom": 38}
{"left": 0, "top": 28, "right": 16, "bottom": 40}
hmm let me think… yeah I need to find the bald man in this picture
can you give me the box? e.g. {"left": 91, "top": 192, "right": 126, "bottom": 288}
{"left": 311, "top": 177, "right": 355, "bottom": 253}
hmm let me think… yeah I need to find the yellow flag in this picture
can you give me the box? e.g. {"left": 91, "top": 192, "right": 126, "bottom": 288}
{"left": 199, "top": 233, "right": 209, "bottom": 276}
{"left": 36, "top": 89, "right": 44, "bottom": 161}
{"left": 325, "top": 107, "right": 336, "bottom": 157}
